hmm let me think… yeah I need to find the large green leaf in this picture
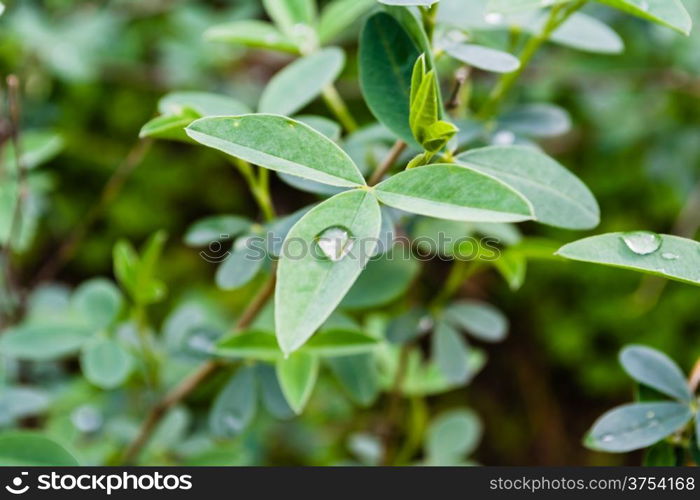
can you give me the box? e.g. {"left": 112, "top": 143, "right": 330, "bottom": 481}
{"left": 585, "top": 402, "right": 693, "bottom": 452}
{"left": 556, "top": 232, "right": 700, "bottom": 286}
{"left": 0, "top": 433, "right": 79, "bottom": 465}
{"left": 275, "top": 190, "right": 382, "bottom": 354}
{"left": 259, "top": 47, "right": 346, "bottom": 117}
{"left": 0, "top": 323, "right": 93, "bottom": 360}
{"left": 374, "top": 164, "right": 533, "bottom": 223}
{"left": 209, "top": 366, "right": 257, "bottom": 437}
{"left": 359, "top": 12, "right": 420, "bottom": 144}
{"left": 457, "top": 146, "right": 599, "bottom": 230}
{"left": 204, "top": 20, "right": 298, "bottom": 53}
{"left": 80, "top": 338, "right": 133, "bottom": 389}
{"left": 187, "top": 115, "right": 365, "bottom": 187}
{"left": 619, "top": 345, "right": 692, "bottom": 403}
{"left": 596, "top": 0, "right": 691, "bottom": 35}
{"left": 318, "top": 0, "right": 376, "bottom": 44}
{"left": 276, "top": 351, "right": 319, "bottom": 414}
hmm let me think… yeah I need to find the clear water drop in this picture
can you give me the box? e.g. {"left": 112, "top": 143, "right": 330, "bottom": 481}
{"left": 418, "top": 316, "right": 434, "bottom": 333}
{"left": 621, "top": 231, "right": 662, "bottom": 255}
{"left": 661, "top": 252, "right": 679, "bottom": 261}
{"left": 315, "top": 226, "right": 355, "bottom": 262}
{"left": 646, "top": 411, "right": 655, "bottom": 419}
{"left": 648, "top": 419, "right": 659, "bottom": 428}
{"left": 638, "top": 0, "right": 649, "bottom": 12}
{"left": 601, "top": 434, "right": 614, "bottom": 442}
{"left": 492, "top": 130, "right": 516, "bottom": 145}
{"left": 71, "top": 405, "right": 103, "bottom": 433}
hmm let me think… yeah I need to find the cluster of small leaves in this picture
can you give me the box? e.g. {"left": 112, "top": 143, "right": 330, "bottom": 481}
{"left": 585, "top": 345, "right": 700, "bottom": 465}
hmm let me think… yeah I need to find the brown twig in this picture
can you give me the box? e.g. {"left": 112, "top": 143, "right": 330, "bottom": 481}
{"left": 368, "top": 140, "right": 407, "bottom": 187}
{"left": 33, "top": 138, "right": 153, "bottom": 285}
{"left": 689, "top": 358, "right": 700, "bottom": 394}
{"left": 119, "top": 271, "right": 277, "bottom": 465}
{"left": 446, "top": 66, "right": 471, "bottom": 112}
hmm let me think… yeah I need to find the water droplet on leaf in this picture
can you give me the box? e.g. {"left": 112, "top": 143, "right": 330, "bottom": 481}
{"left": 315, "top": 226, "right": 355, "bottom": 262}
{"left": 646, "top": 411, "right": 655, "bottom": 419}
{"left": 484, "top": 13, "right": 504, "bottom": 25}
{"left": 661, "top": 252, "right": 679, "bottom": 261}
{"left": 601, "top": 434, "right": 614, "bottom": 442}
{"left": 621, "top": 231, "right": 661, "bottom": 255}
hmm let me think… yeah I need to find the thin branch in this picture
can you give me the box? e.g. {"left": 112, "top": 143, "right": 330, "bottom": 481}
{"left": 33, "top": 138, "right": 153, "bottom": 285}
{"left": 321, "top": 84, "right": 358, "bottom": 133}
{"left": 119, "top": 271, "right": 277, "bottom": 465}
{"left": 368, "top": 140, "right": 407, "bottom": 187}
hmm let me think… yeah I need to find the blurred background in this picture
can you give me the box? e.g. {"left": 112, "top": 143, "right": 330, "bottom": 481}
{"left": 1, "top": 0, "right": 699, "bottom": 465}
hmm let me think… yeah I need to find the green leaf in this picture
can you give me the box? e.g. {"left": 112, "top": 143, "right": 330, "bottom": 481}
{"left": 0, "top": 323, "right": 93, "bottom": 360}
{"left": 498, "top": 104, "right": 572, "bottom": 138}
{"left": 432, "top": 321, "right": 471, "bottom": 384}
{"left": 4, "top": 130, "right": 64, "bottom": 170}
{"left": 487, "top": 0, "right": 569, "bottom": 13}
{"left": 457, "top": 146, "right": 599, "bottom": 230}
{"left": 374, "top": 164, "right": 533, "bottom": 223}
{"left": 275, "top": 190, "right": 382, "bottom": 354}
{"left": 184, "top": 215, "right": 251, "bottom": 246}
{"left": 294, "top": 115, "right": 342, "bottom": 141}
{"left": 114, "top": 232, "right": 168, "bottom": 305}
{"left": 217, "top": 331, "right": 280, "bottom": 362}
{"left": 359, "top": 12, "right": 421, "bottom": 144}
{"left": 318, "top": 0, "right": 376, "bottom": 44}
{"left": 426, "top": 409, "right": 482, "bottom": 465}
{"left": 158, "top": 91, "right": 251, "bottom": 117}
{"left": 209, "top": 366, "right": 257, "bottom": 437}
{"left": 215, "top": 237, "right": 264, "bottom": 290}
{"left": 556, "top": 232, "right": 700, "bottom": 286}
{"left": 262, "top": 0, "right": 317, "bottom": 36}
{"left": 386, "top": 308, "right": 430, "bottom": 344}
{"left": 303, "top": 329, "right": 379, "bottom": 356}
{"left": 409, "top": 57, "right": 439, "bottom": 145}
{"left": 0, "top": 387, "right": 50, "bottom": 425}
{"left": 549, "top": 12, "right": 624, "bottom": 54}
{"left": 80, "top": 338, "right": 133, "bottom": 389}
{"left": 595, "top": 0, "right": 691, "bottom": 35}
{"left": 276, "top": 351, "right": 319, "bottom": 414}
{"left": 494, "top": 251, "right": 527, "bottom": 290}
{"left": 186, "top": 114, "right": 366, "bottom": 187}
{"left": 0, "top": 432, "right": 79, "bottom": 466}
{"left": 585, "top": 402, "right": 693, "bottom": 453}
{"left": 256, "top": 364, "right": 295, "bottom": 419}
{"left": 379, "top": 0, "right": 439, "bottom": 5}
{"left": 113, "top": 240, "right": 139, "bottom": 297}
{"left": 619, "top": 345, "right": 692, "bottom": 403}
{"left": 139, "top": 111, "right": 199, "bottom": 140}
{"left": 643, "top": 440, "right": 677, "bottom": 466}
{"left": 72, "top": 278, "right": 123, "bottom": 330}
{"left": 259, "top": 47, "right": 346, "bottom": 117}
{"left": 204, "top": 20, "right": 299, "bottom": 53}
{"left": 444, "top": 300, "right": 508, "bottom": 342}
{"left": 446, "top": 43, "right": 520, "bottom": 73}
{"left": 341, "top": 249, "right": 420, "bottom": 309}
{"left": 326, "top": 354, "right": 380, "bottom": 406}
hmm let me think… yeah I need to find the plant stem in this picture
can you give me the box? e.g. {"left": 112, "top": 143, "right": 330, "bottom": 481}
{"left": 233, "top": 159, "right": 275, "bottom": 222}
{"left": 419, "top": 4, "right": 439, "bottom": 43}
{"left": 322, "top": 84, "right": 358, "bottom": 133}
{"left": 33, "top": 138, "right": 153, "bottom": 285}
{"left": 477, "top": 1, "right": 586, "bottom": 121}
{"left": 119, "top": 271, "right": 277, "bottom": 465}
{"left": 368, "top": 140, "right": 407, "bottom": 186}
{"left": 380, "top": 342, "right": 412, "bottom": 465}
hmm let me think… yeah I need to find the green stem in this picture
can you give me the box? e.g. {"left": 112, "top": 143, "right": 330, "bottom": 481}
{"left": 233, "top": 159, "right": 275, "bottom": 221}
{"left": 322, "top": 84, "right": 358, "bottom": 133}
{"left": 419, "top": 3, "right": 439, "bottom": 43}
{"left": 132, "top": 305, "right": 160, "bottom": 390}
{"left": 393, "top": 396, "right": 428, "bottom": 465}
{"left": 477, "top": 1, "right": 586, "bottom": 121}
{"left": 430, "top": 259, "right": 481, "bottom": 310}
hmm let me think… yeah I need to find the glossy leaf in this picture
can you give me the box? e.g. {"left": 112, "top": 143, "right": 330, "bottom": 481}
{"left": 359, "top": 12, "right": 421, "bottom": 144}
{"left": 276, "top": 351, "right": 319, "bottom": 414}
{"left": 0, "top": 433, "right": 79, "bottom": 466}
{"left": 585, "top": 402, "right": 693, "bottom": 452}
{"left": 209, "top": 366, "right": 257, "bottom": 437}
{"left": 457, "top": 146, "right": 599, "bottom": 230}
{"left": 187, "top": 114, "right": 366, "bottom": 187}
{"left": 446, "top": 43, "right": 520, "bottom": 73}
{"left": 275, "top": 190, "right": 382, "bottom": 354}
{"left": 596, "top": 0, "right": 691, "bottom": 35}
{"left": 374, "top": 164, "right": 533, "bottom": 223}
{"left": 80, "top": 339, "right": 133, "bottom": 389}
{"left": 259, "top": 48, "right": 346, "bottom": 117}
{"left": 619, "top": 345, "right": 692, "bottom": 403}
{"left": 556, "top": 233, "right": 700, "bottom": 286}
{"left": 204, "top": 20, "right": 298, "bottom": 53}
{"left": 444, "top": 300, "right": 508, "bottom": 342}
